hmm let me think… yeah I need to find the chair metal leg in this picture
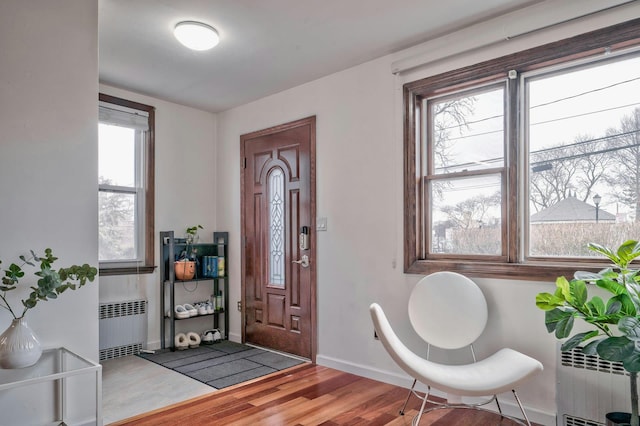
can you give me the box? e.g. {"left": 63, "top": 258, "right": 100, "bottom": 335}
{"left": 400, "top": 379, "right": 417, "bottom": 415}
{"left": 512, "top": 389, "right": 532, "bottom": 426}
{"left": 495, "top": 395, "right": 503, "bottom": 418}
{"left": 413, "top": 385, "right": 429, "bottom": 426}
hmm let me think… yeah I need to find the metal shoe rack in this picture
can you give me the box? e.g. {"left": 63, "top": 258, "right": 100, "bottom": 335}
{"left": 159, "top": 231, "right": 229, "bottom": 350}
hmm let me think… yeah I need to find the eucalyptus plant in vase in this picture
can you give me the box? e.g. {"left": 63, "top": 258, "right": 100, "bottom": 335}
{"left": 0, "top": 249, "right": 97, "bottom": 368}
{"left": 536, "top": 240, "right": 640, "bottom": 426}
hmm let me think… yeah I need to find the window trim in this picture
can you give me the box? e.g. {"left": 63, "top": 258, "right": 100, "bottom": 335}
{"left": 98, "top": 93, "right": 155, "bottom": 276}
{"left": 423, "top": 81, "right": 509, "bottom": 261}
{"left": 404, "top": 18, "right": 640, "bottom": 281}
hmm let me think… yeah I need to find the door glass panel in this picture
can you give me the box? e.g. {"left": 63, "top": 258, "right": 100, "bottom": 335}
{"left": 269, "top": 168, "right": 285, "bottom": 287}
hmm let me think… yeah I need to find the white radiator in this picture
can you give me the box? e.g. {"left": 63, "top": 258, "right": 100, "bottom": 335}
{"left": 557, "top": 344, "right": 631, "bottom": 426}
{"left": 99, "top": 299, "right": 147, "bottom": 361}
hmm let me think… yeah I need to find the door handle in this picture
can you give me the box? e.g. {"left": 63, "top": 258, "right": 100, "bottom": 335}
{"left": 292, "top": 254, "right": 310, "bottom": 268}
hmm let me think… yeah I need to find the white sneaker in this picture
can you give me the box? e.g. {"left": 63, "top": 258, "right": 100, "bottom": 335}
{"left": 197, "top": 304, "right": 208, "bottom": 315}
{"left": 201, "top": 330, "right": 214, "bottom": 344}
{"left": 174, "top": 305, "right": 190, "bottom": 319}
{"left": 207, "top": 302, "right": 214, "bottom": 314}
{"left": 183, "top": 303, "right": 198, "bottom": 317}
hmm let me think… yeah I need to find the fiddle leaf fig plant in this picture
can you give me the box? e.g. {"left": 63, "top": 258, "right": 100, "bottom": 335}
{"left": 536, "top": 240, "right": 640, "bottom": 426}
{"left": 0, "top": 248, "right": 97, "bottom": 320}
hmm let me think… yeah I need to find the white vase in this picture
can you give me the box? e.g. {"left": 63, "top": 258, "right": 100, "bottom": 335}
{"left": 0, "top": 318, "right": 43, "bottom": 369}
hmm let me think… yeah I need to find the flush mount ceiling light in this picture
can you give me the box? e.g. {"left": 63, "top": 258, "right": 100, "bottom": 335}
{"left": 174, "top": 21, "right": 219, "bottom": 51}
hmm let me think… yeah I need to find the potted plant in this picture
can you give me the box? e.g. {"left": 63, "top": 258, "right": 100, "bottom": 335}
{"left": 536, "top": 240, "right": 640, "bottom": 426}
{"left": 174, "top": 225, "right": 203, "bottom": 280}
{"left": 0, "top": 248, "right": 97, "bottom": 368}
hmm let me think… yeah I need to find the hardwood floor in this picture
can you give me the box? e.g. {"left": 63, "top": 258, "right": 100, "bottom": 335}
{"left": 110, "top": 364, "right": 534, "bottom": 426}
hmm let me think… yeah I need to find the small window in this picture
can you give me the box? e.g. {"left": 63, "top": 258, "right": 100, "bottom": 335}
{"left": 425, "top": 84, "right": 506, "bottom": 258}
{"left": 98, "top": 94, "right": 155, "bottom": 275}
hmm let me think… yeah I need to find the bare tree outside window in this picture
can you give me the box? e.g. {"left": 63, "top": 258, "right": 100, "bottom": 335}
{"left": 527, "top": 55, "right": 640, "bottom": 257}
{"left": 427, "top": 85, "right": 504, "bottom": 256}
{"left": 98, "top": 178, "right": 135, "bottom": 261}
{"left": 606, "top": 107, "right": 640, "bottom": 222}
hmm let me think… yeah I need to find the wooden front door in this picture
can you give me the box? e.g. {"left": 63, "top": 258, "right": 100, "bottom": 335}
{"left": 240, "top": 116, "right": 316, "bottom": 360}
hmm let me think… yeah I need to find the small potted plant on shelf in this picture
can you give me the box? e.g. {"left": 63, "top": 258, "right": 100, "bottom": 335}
{"left": 174, "top": 225, "right": 203, "bottom": 280}
{"left": 536, "top": 240, "right": 640, "bottom": 426}
{"left": 0, "top": 248, "right": 97, "bottom": 368}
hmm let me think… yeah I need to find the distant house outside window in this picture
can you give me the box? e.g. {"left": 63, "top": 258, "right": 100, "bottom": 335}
{"left": 98, "top": 94, "right": 155, "bottom": 275}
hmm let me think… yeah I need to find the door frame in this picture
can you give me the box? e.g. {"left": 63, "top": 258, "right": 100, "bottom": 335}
{"left": 240, "top": 115, "right": 317, "bottom": 362}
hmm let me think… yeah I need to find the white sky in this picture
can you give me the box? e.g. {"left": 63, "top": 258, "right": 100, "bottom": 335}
{"left": 98, "top": 124, "right": 135, "bottom": 187}
{"left": 529, "top": 54, "right": 640, "bottom": 149}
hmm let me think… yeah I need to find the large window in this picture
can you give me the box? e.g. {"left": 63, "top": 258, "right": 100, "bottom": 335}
{"left": 98, "top": 94, "right": 155, "bottom": 275}
{"left": 404, "top": 20, "right": 640, "bottom": 280}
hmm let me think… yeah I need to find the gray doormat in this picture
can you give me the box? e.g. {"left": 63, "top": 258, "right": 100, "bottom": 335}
{"left": 137, "top": 341, "right": 306, "bottom": 389}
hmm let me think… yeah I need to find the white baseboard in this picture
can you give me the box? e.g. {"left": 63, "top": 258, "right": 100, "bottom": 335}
{"left": 74, "top": 418, "right": 99, "bottom": 426}
{"left": 316, "top": 354, "right": 556, "bottom": 426}
{"left": 228, "top": 332, "right": 241, "bottom": 343}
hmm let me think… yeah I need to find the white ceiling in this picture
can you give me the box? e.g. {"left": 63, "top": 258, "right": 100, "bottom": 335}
{"left": 98, "top": 0, "right": 542, "bottom": 113}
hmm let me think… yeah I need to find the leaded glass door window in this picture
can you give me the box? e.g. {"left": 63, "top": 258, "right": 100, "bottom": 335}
{"left": 269, "top": 168, "right": 285, "bottom": 287}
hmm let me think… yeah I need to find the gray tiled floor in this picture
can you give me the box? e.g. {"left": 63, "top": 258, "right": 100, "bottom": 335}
{"left": 101, "top": 355, "right": 214, "bottom": 424}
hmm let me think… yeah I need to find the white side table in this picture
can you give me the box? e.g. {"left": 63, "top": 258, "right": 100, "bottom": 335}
{"left": 0, "top": 347, "right": 102, "bottom": 425}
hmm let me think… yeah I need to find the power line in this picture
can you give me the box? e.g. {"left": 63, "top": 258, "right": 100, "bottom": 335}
{"left": 436, "top": 113, "right": 502, "bottom": 130}
{"left": 530, "top": 129, "right": 639, "bottom": 156}
{"left": 433, "top": 75, "right": 640, "bottom": 133}
{"left": 530, "top": 138, "right": 640, "bottom": 167}
{"left": 437, "top": 103, "right": 639, "bottom": 143}
{"left": 530, "top": 76, "right": 640, "bottom": 109}
{"left": 432, "top": 128, "right": 640, "bottom": 172}
{"left": 530, "top": 102, "right": 640, "bottom": 127}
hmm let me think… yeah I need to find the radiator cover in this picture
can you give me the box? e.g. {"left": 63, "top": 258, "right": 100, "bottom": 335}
{"left": 99, "top": 299, "right": 147, "bottom": 361}
{"left": 557, "top": 344, "right": 631, "bottom": 426}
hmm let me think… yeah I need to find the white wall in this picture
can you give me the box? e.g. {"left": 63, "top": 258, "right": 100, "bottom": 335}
{"left": 0, "top": 1, "right": 98, "bottom": 423}
{"left": 215, "top": 4, "right": 640, "bottom": 425}
{"left": 98, "top": 85, "right": 217, "bottom": 349}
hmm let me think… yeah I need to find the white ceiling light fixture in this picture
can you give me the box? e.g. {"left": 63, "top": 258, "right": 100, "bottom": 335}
{"left": 174, "top": 21, "right": 219, "bottom": 51}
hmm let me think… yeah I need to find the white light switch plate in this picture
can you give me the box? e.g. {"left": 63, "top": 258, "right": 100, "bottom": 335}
{"left": 317, "top": 217, "right": 327, "bottom": 231}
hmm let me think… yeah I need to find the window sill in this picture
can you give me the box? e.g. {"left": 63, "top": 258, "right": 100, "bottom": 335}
{"left": 405, "top": 259, "right": 607, "bottom": 282}
{"left": 99, "top": 265, "right": 156, "bottom": 276}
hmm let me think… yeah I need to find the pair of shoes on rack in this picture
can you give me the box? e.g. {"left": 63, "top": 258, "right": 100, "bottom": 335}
{"left": 171, "top": 304, "right": 197, "bottom": 319}
{"left": 195, "top": 301, "right": 214, "bottom": 315}
{"left": 172, "top": 303, "right": 212, "bottom": 318}
{"left": 173, "top": 305, "right": 190, "bottom": 319}
{"left": 183, "top": 303, "right": 198, "bottom": 317}
{"left": 175, "top": 332, "right": 201, "bottom": 349}
{"left": 201, "top": 329, "right": 222, "bottom": 344}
